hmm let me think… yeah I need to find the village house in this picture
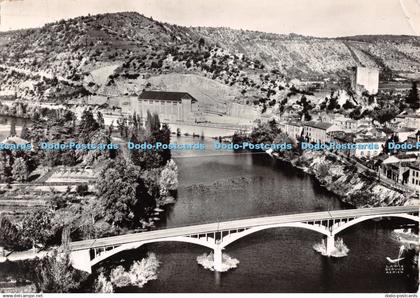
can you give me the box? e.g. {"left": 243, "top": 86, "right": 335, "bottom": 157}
{"left": 284, "top": 122, "right": 303, "bottom": 140}
{"left": 380, "top": 154, "right": 419, "bottom": 185}
{"left": 406, "top": 161, "right": 420, "bottom": 192}
{"left": 333, "top": 118, "right": 358, "bottom": 132}
{"left": 395, "top": 113, "right": 420, "bottom": 130}
{"left": 407, "top": 130, "right": 420, "bottom": 146}
{"left": 404, "top": 114, "right": 420, "bottom": 129}
{"left": 303, "top": 121, "right": 342, "bottom": 143}
{"left": 394, "top": 127, "right": 417, "bottom": 142}
{"left": 330, "top": 132, "right": 384, "bottom": 159}
{"left": 318, "top": 114, "right": 358, "bottom": 132}
{"left": 330, "top": 131, "right": 355, "bottom": 144}
{"left": 352, "top": 137, "right": 386, "bottom": 159}
{"left": 333, "top": 117, "right": 358, "bottom": 132}
{"left": 0, "top": 90, "right": 17, "bottom": 101}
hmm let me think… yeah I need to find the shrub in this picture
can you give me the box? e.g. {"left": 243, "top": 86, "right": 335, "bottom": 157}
{"left": 75, "top": 184, "right": 89, "bottom": 196}
{"left": 317, "top": 162, "right": 330, "bottom": 179}
{"left": 35, "top": 250, "right": 88, "bottom": 293}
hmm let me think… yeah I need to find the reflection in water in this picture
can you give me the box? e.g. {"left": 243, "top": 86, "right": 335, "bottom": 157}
{"left": 214, "top": 271, "right": 221, "bottom": 288}
{"left": 111, "top": 136, "right": 416, "bottom": 293}
{"left": 0, "top": 134, "right": 414, "bottom": 293}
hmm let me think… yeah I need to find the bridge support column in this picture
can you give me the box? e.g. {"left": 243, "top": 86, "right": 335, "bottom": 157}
{"left": 213, "top": 247, "right": 223, "bottom": 272}
{"left": 69, "top": 249, "right": 92, "bottom": 274}
{"left": 325, "top": 235, "right": 335, "bottom": 256}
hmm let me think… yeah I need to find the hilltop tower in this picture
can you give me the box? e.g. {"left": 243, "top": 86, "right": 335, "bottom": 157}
{"left": 350, "top": 66, "right": 379, "bottom": 95}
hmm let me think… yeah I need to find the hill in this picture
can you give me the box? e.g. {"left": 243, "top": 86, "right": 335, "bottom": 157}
{"left": 192, "top": 28, "right": 420, "bottom": 79}
{"left": 0, "top": 11, "right": 419, "bottom": 104}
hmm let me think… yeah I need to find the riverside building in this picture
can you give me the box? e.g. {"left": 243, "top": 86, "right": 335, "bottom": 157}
{"left": 129, "top": 91, "right": 199, "bottom": 123}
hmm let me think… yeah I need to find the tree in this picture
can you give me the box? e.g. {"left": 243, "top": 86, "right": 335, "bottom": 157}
{"left": 155, "top": 123, "right": 171, "bottom": 162}
{"left": 117, "top": 116, "right": 127, "bottom": 138}
{"left": 406, "top": 81, "right": 420, "bottom": 110}
{"left": 159, "top": 159, "right": 178, "bottom": 196}
{"left": 198, "top": 38, "right": 205, "bottom": 51}
{"left": 96, "top": 159, "right": 139, "bottom": 226}
{"left": 35, "top": 249, "right": 87, "bottom": 293}
{"left": 9, "top": 118, "right": 16, "bottom": 136}
{"left": 12, "top": 157, "right": 29, "bottom": 182}
{"left": 132, "top": 115, "right": 170, "bottom": 169}
{"left": 95, "top": 273, "right": 114, "bottom": 293}
{"left": 317, "top": 162, "right": 330, "bottom": 179}
{"left": 131, "top": 142, "right": 164, "bottom": 170}
{"left": 78, "top": 109, "right": 99, "bottom": 142}
{"left": 384, "top": 134, "right": 400, "bottom": 154}
{"left": 371, "top": 107, "right": 398, "bottom": 124}
{"left": 20, "top": 121, "right": 30, "bottom": 140}
{"left": 343, "top": 100, "right": 356, "bottom": 110}
{"left": 302, "top": 111, "right": 312, "bottom": 121}
{"left": 145, "top": 112, "right": 160, "bottom": 135}
{"left": 60, "top": 150, "right": 77, "bottom": 166}
{"left": 349, "top": 190, "right": 376, "bottom": 207}
{"left": 0, "top": 216, "right": 26, "bottom": 250}
{"left": 250, "top": 120, "right": 280, "bottom": 145}
{"left": 21, "top": 209, "right": 53, "bottom": 249}
{"left": 0, "top": 158, "right": 9, "bottom": 183}
{"left": 75, "top": 184, "right": 89, "bottom": 196}
{"left": 327, "top": 97, "right": 339, "bottom": 111}
{"left": 96, "top": 111, "right": 105, "bottom": 129}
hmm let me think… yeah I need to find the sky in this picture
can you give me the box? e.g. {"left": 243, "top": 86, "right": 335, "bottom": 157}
{"left": 0, "top": 0, "right": 419, "bottom": 37}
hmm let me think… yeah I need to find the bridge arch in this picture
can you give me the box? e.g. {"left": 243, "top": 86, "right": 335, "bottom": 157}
{"left": 90, "top": 236, "right": 217, "bottom": 267}
{"left": 332, "top": 213, "right": 419, "bottom": 235}
{"left": 220, "top": 222, "right": 330, "bottom": 249}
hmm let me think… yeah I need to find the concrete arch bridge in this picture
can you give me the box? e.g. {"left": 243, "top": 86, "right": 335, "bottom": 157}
{"left": 68, "top": 206, "right": 419, "bottom": 273}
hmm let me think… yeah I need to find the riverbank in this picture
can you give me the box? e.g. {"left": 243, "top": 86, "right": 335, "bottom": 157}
{"left": 269, "top": 150, "right": 416, "bottom": 208}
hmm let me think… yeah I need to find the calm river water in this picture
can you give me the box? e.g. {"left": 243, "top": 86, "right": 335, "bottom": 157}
{"left": 100, "top": 136, "right": 417, "bottom": 293}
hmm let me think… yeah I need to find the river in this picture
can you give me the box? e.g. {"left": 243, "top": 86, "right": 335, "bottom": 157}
{"left": 98, "top": 136, "right": 417, "bottom": 293}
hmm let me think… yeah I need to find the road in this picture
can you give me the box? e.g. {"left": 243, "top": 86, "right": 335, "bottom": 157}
{"left": 0, "top": 64, "right": 81, "bottom": 86}
{"left": 331, "top": 151, "right": 413, "bottom": 193}
{"left": 69, "top": 205, "right": 419, "bottom": 251}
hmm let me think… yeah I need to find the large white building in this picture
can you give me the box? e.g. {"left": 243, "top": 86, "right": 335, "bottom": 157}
{"left": 303, "top": 122, "right": 342, "bottom": 143}
{"left": 351, "top": 66, "right": 379, "bottom": 95}
{"left": 284, "top": 122, "right": 303, "bottom": 140}
{"left": 395, "top": 114, "right": 420, "bottom": 130}
{"left": 130, "top": 91, "right": 199, "bottom": 122}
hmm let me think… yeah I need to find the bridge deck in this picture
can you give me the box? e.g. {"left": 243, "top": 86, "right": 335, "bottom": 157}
{"left": 69, "top": 206, "right": 418, "bottom": 251}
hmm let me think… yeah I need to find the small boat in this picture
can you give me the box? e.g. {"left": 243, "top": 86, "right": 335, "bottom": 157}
{"left": 386, "top": 257, "right": 405, "bottom": 264}
{"left": 386, "top": 245, "right": 405, "bottom": 264}
{"left": 266, "top": 148, "right": 274, "bottom": 157}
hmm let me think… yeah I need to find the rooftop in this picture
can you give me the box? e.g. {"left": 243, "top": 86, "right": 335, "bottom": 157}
{"left": 304, "top": 121, "right": 334, "bottom": 130}
{"left": 139, "top": 91, "right": 198, "bottom": 103}
{"left": 395, "top": 127, "right": 417, "bottom": 133}
{"left": 330, "top": 131, "right": 355, "bottom": 143}
{"left": 355, "top": 137, "right": 386, "bottom": 143}
{"left": 407, "top": 161, "right": 420, "bottom": 171}
{"left": 287, "top": 122, "right": 303, "bottom": 127}
{"left": 408, "top": 130, "right": 420, "bottom": 138}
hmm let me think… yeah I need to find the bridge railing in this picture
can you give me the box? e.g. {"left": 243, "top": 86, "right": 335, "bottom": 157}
{"left": 146, "top": 206, "right": 418, "bottom": 233}
{"left": 68, "top": 206, "right": 418, "bottom": 247}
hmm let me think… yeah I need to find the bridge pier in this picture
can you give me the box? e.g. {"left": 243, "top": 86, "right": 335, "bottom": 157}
{"left": 69, "top": 249, "right": 92, "bottom": 273}
{"left": 213, "top": 247, "right": 223, "bottom": 272}
{"left": 325, "top": 235, "right": 335, "bottom": 256}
